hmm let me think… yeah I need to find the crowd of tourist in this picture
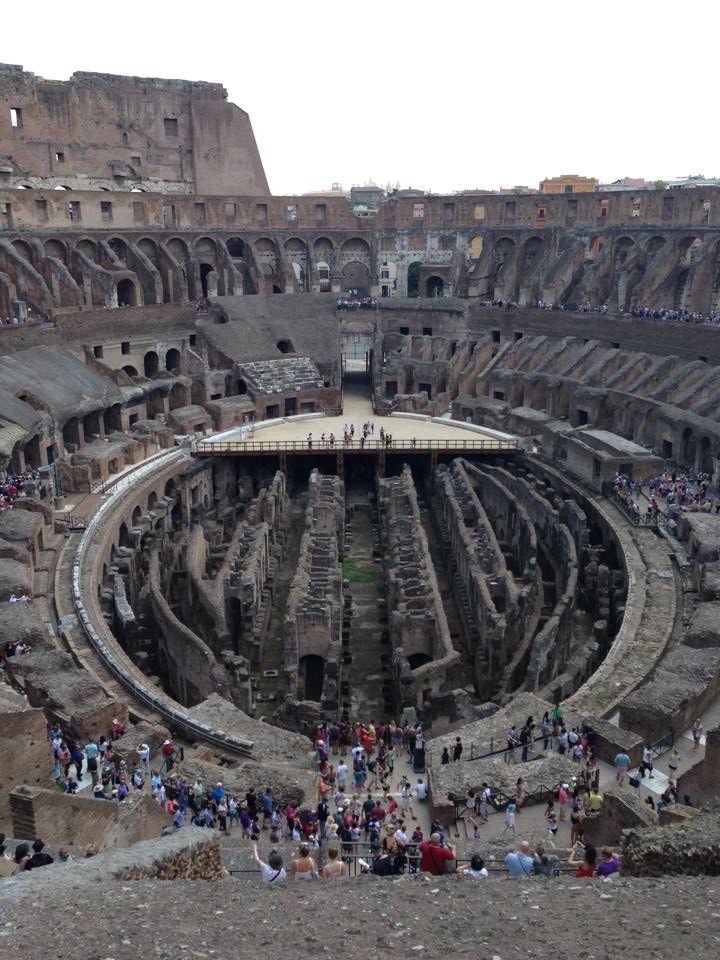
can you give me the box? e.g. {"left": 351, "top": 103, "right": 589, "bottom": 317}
{"left": 335, "top": 297, "right": 378, "bottom": 311}
{"left": 612, "top": 470, "right": 717, "bottom": 521}
{"left": 0, "top": 469, "right": 39, "bottom": 513}
{"left": 479, "top": 298, "right": 720, "bottom": 325}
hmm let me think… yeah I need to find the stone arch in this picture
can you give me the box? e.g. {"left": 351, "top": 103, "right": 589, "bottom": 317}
{"left": 531, "top": 379, "right": 547, "bottom": 411}
{"left": 647, "top": 236, "right": 666, "bottom": 258}
{"left": 117, "top": 278, "right": 137, "bottom": 307}
{"left": 108, "top": 237, "right": 128, "bottom": 262}
{"left": 44, "top": 238, "right": 67, "bottom": 261}
{"left": 118, "top": 522, "right": 130, "bottom": 548}
{"left": 165, "top": 347, "right": 181, "bottom": 372}
{"left": 226, "top": 237, "right": 246, "bottom": 258}
{"left": 340, "top": 237, "right": 371, "bottom": 265}
{"left": 76, "top": 238, "right": 97, "bottom": 260}
{"left": 700, "top": 436, "right": 713, "bottom": 475}
{"left": 122, "top": 364, "right": 139, "bottom": 378}
{"left": 236, "top": 377, "right": 248, "bottom": 395}
{"left": 165, "top": 478, "right": 177, "bottom": 499}
{"left": 276, "top": 339, "right": 294, "bottom": 354}
{"left": 494, "top": 237, "right": 516, "bottom": 266}
{"left": 168, "top": 381, "right": 186, "bottom": 409}
{"left": 62, "top": 417, "right": 81, "bottom": 449}
{"left": 426, "top": 275, "right": 444, "bottom": 297}
{"left": 144, "top": 351, "right": 159, "bottom": 377}
{"left": 468, "top": 235, "right": 484, "bottom": 259}
{"left": 12, "top": 239, "right": 33, "bottom": 261}
{"left": 284, "top": 237, "right": 308, "bottom": 291}
{"left": 137, "top": 238, "right": 159, "bottom": 264}
{"left": 407, "top": 260, "right": 423, "bottom": 297}
{"left": 132, "top": 505, "right": 143, "bottom": 528}
{"left": 341, "top": 261, "right": 370, "bottom": 296}
{"left": 194, "top": 236, "right": 217, "bottom": 261}
{"left": 254, "top": 238, "right": 278, "bottom": 277}
{"left": 313, "top": 237, "right": 335, "bottom": 263}
{"left": 522, "top": 236, "right": 543, "bottom": 270}
{"left": 148, "top": 491, "right": 159, "bottom": 511}
{"left": 681, "top": 426, "right": 697, "bottom": 466}
{"left": 679, "top": 236, "right": 702, "bottom": 263}
{"left": 589, "top": 235, "right": 605, "bottom": 259}
{"left": 167, "top": 237, "right": 190, "bottom": 262}
{"left": 613, "top": 236, "right": 634, "bottom": 267}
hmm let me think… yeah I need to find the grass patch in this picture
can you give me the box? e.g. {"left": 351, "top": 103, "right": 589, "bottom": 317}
{"left": 343, "top": 557, "right": 378, "bottom": 583}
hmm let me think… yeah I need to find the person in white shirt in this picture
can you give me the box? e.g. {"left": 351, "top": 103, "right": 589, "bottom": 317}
{"left": 414, "top": 779, "right": 428, "bottom": 801}
{"left": 254, "top": 844, "right": 286, "bottom": 884}
{"left": 463, "top": 854, "right": 488, "bottom": 878}
{"left": 137, "top": 743, "right": 150, "bottom": 768}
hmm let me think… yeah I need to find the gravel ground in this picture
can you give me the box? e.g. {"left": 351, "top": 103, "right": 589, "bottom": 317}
{"left": 2, "top": 874, "right": 719, "bottom": 960}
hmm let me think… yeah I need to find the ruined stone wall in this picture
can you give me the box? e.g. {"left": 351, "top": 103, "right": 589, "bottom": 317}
{"left": 224, "top": 471, "right": 289, "bottom": 664}
{"left": 432, "top": 459, "right": 536, "bottom": 700}
{"left": 0, "top": 690, "right": 51, "bottom": 811}
{"left": 283, "top": 470, "right": 345, "bottom": 717}
{"left": 621, "top": 813, "right": 720, "bottom": 877}
{"left": 9, "top": 785, "right": 169, "bottom": 849}
{"left": 378, "top": 465, "right": 459, "bottom": 709}
{"left": 0, "top": 64, "right": 269, "bottom": 195}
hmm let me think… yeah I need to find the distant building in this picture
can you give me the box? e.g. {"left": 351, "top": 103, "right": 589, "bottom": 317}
{"left": 351, "top": 183, "right": 385, "bottom": 210}
{"left": 598, "top": 177, "right": 651, "bottom": 192}
{"left": 540, "top": 174, "right": 598, "bottom": 194}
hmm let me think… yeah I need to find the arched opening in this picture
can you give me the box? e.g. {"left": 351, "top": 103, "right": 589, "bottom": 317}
{"left": 681, "top": 427, "right": 697, "bottom": 466}
{"left": 109, "top": 238, "right": 128, "bottom": 262}
{"left": 227, "top": 237, "right": 245, "bottom": 258}
{"left": 54, "top": 185, "right": 72, "bottom": 191}
{"left": 165, "top": 347, "right": 181, "bottom": 372}
{"left": 165, "top": 478, "right": 177, "bottom": 499}
{"left": 468, "top": 236, "right": 484, "bottom": 260}
{"left": 426, "top": 276, "right": 444, "bottom": 298}
{"left": 122, "top": 365, "right": 139, "bottom": 378}
{"left": 117, "top": 278, "right": 137, "bottom": 307}
{"left": 523, "top": 236, "right": 543, "bottom": 271}
{"left": 276, "top": 339, "right": 294, "bottom": 354}
{"left": 169, "top": 382, "right": 187, "bottom": 410}
{"left": 77, "top": 239, "right": 96, "bottom": 260}
{"left": 299, "top": 654, "right": 325, "bottom": 702}
{"left": 408, "top": 653, "right": 432, "bottom": 670}
{"left": 132, "top": 505, "right": 143, "bottom": 528}
{"left": 316, "top": 260, "right": 331, "bottom": 292}
{"left": 12, "top": 239, "right": 33, "bottom": 261}
{"left": 341, "top": 261, "right": 370, "bottom": 296}
{"left": 647, "top": 236, "right": 666, "bottom": 258}
{"left": 137, "top": 238, "right": 158, "bottom": 265}
{"left": 148, "top": 491, "right": 158, "bottom": 512}
{"left": 200, "top": 263, "right": 214, "bottom": 297}
{"left": 103, "top": 405, "right": 122, "bottom": 434}
{"left": 118, "top": 522, "right": 130, "bottom": 547}
{"left": 700, "top": 436, "right": 713, "bottom": 475}
{"left": 144, "top": 351, "right": 159, "bottom": 377}
{"left": 62, "top": 417, "right": 81, "bottom": 450}
{"left": 236, "top": 378, "right": 248, "bottom": 395}
{"left": 44, "top": 239, "right": 66, "bottom": 261}
{"left": 83, "top": 410, "right": 101, "bottom": 441}
{"left": 407, "top": 261, "right": 422, "bottom": 297}
{"left": 272, "top": 284, "right": 283, "bottom": 294}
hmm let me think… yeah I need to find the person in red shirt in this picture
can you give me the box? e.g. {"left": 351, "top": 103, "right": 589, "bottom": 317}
{"left": 371, "top": 801, "right": 386, "bottom": 822}
{"left": 568, "top": 841, "right": 596, "bottom": 877}
{"left": 419, "top": 833, "right": 456, "bottom": 875}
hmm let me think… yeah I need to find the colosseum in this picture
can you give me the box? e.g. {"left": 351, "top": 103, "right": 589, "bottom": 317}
{"left": 1, "top": 64, "right": 720, "bottom": 952}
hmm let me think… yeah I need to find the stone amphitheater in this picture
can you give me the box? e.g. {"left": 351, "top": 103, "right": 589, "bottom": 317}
{"left": 1, "top": 63, "right": 720, "bottom": 958}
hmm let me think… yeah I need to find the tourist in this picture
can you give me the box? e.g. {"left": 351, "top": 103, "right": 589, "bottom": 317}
{"left": 321, "top": 846, "right": 346, "bottom": 879}
{"left": 692, "top": 719, "right": 703, "bottom": 750}
{"left": 419, "top": 833, "right": 456, "bottom": 875}
{"left": 290, "top": 843, "right": 318, "bottom": 880}
{"left": 503, "top": 800, "right": 517, "bottom": 833}
{"left": 253, "top": 843, "right": 286, "bottom": 884}
{"left": 641, "top": 745, "right": 655, "bottom": 778}
{"left": 596, "top": 846, "right": 621, "bottom": 877}
{"left": 137, "top": 742, "right": 150, "bottom": 769}
{"left": 452, "top": 736, "right": 463, "bottom": 761}
{"left": 57, "top": 848, "right": 75, "bottom": 864}
{"left": 668, "top": 749, "right": 681, "bottom": 777}
{"left": 614, "top": 750, "right": 631, "bottom": 785}
{"left": 24, "top": 839, "right": 54, "bottom": 870}
{"left": 505, "top": 840, "right": 534, "bottom": 878}
{"left": 558, "top": 782, "right": 569, "bottom": 821}
{"left": 462, "top": 854, "right": 488, "bottom": 878}
{"left": 567, "top": 840, "right": 597, "bottom": 877}
{"left": 440, "top": 746, "right": 450, "bottom": 764}
{"left": 533, "top": 845, "right": 557, "bottom": 877}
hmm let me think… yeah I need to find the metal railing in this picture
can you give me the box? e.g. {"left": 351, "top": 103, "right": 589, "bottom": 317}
{"left": 194, "top": 437, "right": 520, "bottom": 455}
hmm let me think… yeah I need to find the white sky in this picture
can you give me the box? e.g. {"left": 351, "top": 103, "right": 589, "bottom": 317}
{"left": 5, "top": 0, "right": 718, "bottom": 195}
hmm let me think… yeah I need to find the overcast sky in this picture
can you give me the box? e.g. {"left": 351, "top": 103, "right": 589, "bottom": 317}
{"left": 6, "top": 0, "right": 718, "bottom": 195}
